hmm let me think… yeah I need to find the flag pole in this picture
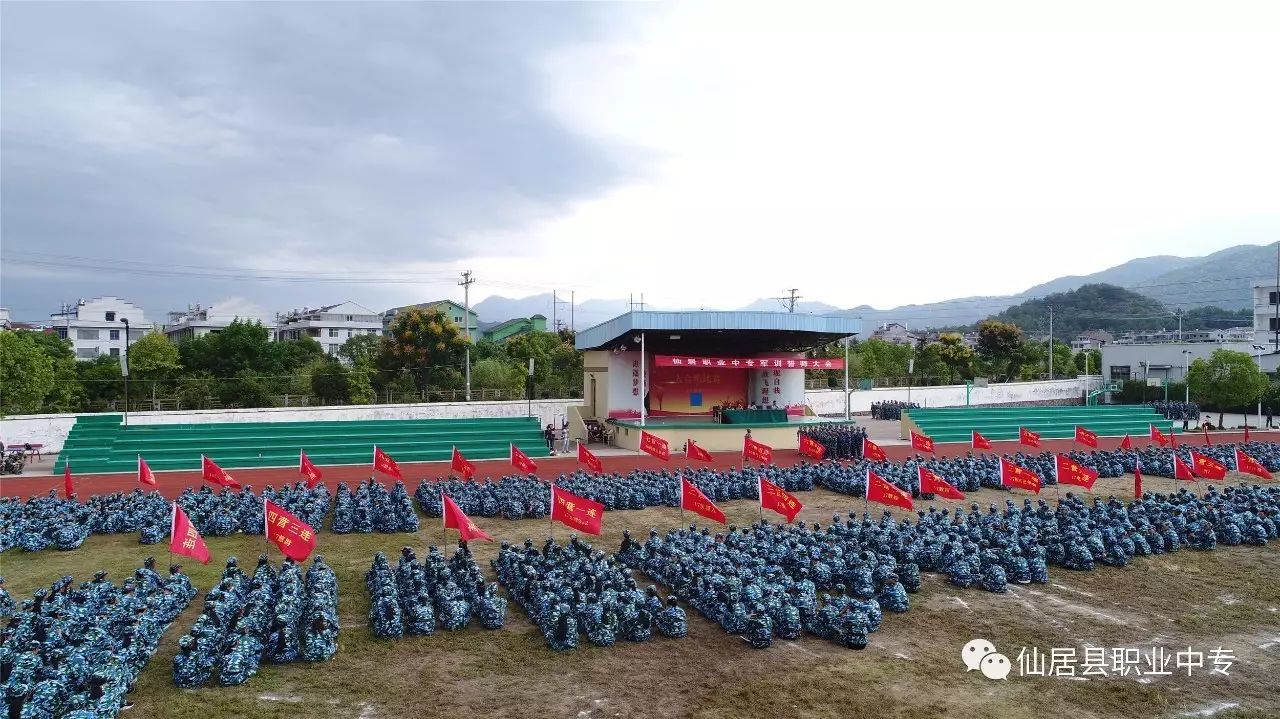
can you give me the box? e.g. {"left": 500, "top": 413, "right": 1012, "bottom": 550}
{"left": 757, "top": 477, "right": 763, "bottom": 524}
{"left": 864, "top": 468, "right": 870, "bottom": 518}
{"left": 678, "top": 473, "right": 685, "bottom": 527}
{"left": 549, "top": 482, "right": 555, "bottom": 542}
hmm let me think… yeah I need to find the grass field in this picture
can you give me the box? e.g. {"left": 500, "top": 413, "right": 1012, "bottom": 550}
{"left": 4, "top": 474, "right": 1279, "bottom": 719}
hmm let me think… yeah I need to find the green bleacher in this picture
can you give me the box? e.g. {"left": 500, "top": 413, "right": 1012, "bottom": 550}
{"left": 902, "top": 405, "right": 1181, "bottom": 444}
{"left": 52, "top": 414, "right": 550, "bottom": 474}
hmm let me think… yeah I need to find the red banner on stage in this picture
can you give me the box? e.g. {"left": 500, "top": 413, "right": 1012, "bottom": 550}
{"left": 654, "top": 355, "right": 844, "bottom": 370}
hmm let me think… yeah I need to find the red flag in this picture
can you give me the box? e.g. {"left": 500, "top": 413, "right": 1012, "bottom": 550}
{"left": 138, "top": 456, "right": 157, "bottom": 487}
{"left": 1171, "top": 429, "right": 1178, "bottom": 448}
{"left": 265, "top": 499, "right": 317, "bottom": 562}
{"left": 1150, "top": 424, "right": 1169, "bottom": 446}
{"left": 867, "top": 470, "right": 914, "bottom": 511}
{"left": 373, "top": 446, "right": 403, "bottom": 480}
{"left": 1055, "top": 454, "right": 1099, "bottom": 490}
{"left": 170, "top": 503, "right": 210, "bottom": 565}
{"left": 640, "top": 431, "right": 670, "bottom": 461}
{"left": 862, "top": 438, "right": 888, "bottom": 462}
{"left": 910, "top": 431, "right": 935, "bottom": 454}
{"left": 1120, "top": 434, "right": 1133, "bottom": 451}
{"left": 550, "top": 485, "right": 604, "bottom": 535}
{"left": 1173, "top": 454, "right": 1196, "bottom": 481}
{"left": 300, "top": 451, "right": 323, "bottom": 488}
{"left": 1134, "top": 459, "right": 1143, "bottom": 499}
{"left": 759, "top": 477, "right": 802, "bottom": 523}
{"left": 1202, "top": 425, "right": 1212, "bottom": 447}
{"left": 451, "top": 447, "right": 476, "bottom": 479}
{"left": 1189, "top": 451, "right": 1227, "bottom": 481}
{"left": 1074, "top": 426, "right": 1099, "bottom": 449}
{"left": 1000, "top": 458, "right": 1042, "bottom": 494}
{"left": 681, "top": 477, "right": 726, "bottom": 524}
{"left": 798, "top": 434, "right": 826, "bottom": 460}
{"left": 1235, "top": 449, "right": 1272, "bottom": 479}
{"left": 63, "top": 462, "right": 74, "bottom": 499}
{"left": 743, "top": 436, "right": 773, "bottom": 464}
{"left": 1019, "top": 426, "right": 1040, "bottom": 449}
{"left": 442, "top": 493, "right": 493, "bottom": 542}
{"left": 202, "top": 455, "right": 242, "bottom": 490}
{"left": 971, "top": 431, "right": 993, "bottom": 450}
{"left": 918, "top": 466, "right": 965, "bottom": 500}
{"left": 577, "top": 443, "right": 603, "bottom": 473}
{"left": 686, "top": 439, "right": 713, "bottom": 462}
{"left": 1244, "top": 425, "right": 1251, "bottom": 442}
{"left": 511, "top": 444, "right": 539, "bottom": 474}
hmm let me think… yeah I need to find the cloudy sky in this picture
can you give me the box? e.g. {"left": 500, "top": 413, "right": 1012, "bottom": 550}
{"left": 3, "top": 1, "right": 1279, "bottom": 327}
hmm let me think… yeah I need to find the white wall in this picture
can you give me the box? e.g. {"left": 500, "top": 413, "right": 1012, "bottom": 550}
{"left": 0, "top": 399, "right": 581, "bottom": 455}
{"left": 804, "top": 377, "right": 1089, "bottom": 416}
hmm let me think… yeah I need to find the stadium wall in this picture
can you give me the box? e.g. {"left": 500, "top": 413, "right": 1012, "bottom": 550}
{"left": 805, "top": 377, "right": 1090, "bottom": 416}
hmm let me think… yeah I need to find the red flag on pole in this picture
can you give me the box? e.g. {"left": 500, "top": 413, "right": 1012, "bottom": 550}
{"left": 1133, "top": 458, "right": 1143, "bottom": 498}
{"left": 300, "top": 451, "right": 323, "bottom": 488}
{"left": 1202, "top": 425, "right": 1212, "bottom": 446}
{"left": 798, "top": 434, "right": 826, "bottom": 460}
{"left": 265, "top": 499, "right": 317, "bottom": 562}
{"left": 1000, "top": 458, "right": 1042, "bottom": 494}
{"left": 910, "top": 431, "right": 935, "bottom": 454}
{"left": 1244, "top": 425, "right": 1251, "bottom": 442}
{"left": 1171, "top": 428, "right": 1178, "bottom": 448}
{"left": 686, "top": 439, "right": 713, "bottom": 462}
{"left": 971, "top": 431, "right": 992, "bottom": 450}
{"left": 1150, "top": 424, "right": 1169, "bottom": 446}
{"left": 1074, "top": 426, "right": 1099, "bottom": 448}
{"left": 1120, "top": 434, "right": 1133, "bottom": 451}
{"left": 1055, "top": 454, "right": 1099, "bottom": 490}
{"left": 577, "top": 443, "right": 603, "bottom": 473}
{"left": 1019, "top": 426, "right": 1040, "bottom": 449}
{"left": 511, "top": 444, "right": 539, "bottom": 474}
{"left": 867, "top": 470, "right": 914, "bottom": 511}
{"left": 373, "top": 446, "right": 403, "bottom": 480}
{"left": 202, "top": 455, "right": 242, "bottom": 490}
{"left": 743, "top": 436, "right": 773, "bottom": 464}
{"left": 63, "top": 462, "right": 74, "bottom": 499}
{"left": 918, "top": 466, "right": 965, "bottom": 500}
{"left": 442, "top": 493, "right": 494, "bottom": 542}
{"left": 758, "top": 477, "right": 802, "bottom": 523}
{"left": 1235, "top": 448, "right": 1272, "bottom": 479}
{"left": 862, "top": 438, "right": 888, "bottom": 462}
{"left": 550, "top": 485, "right": 604, "bottom": 535}
{"left": 451, "top": 447, "right": 476, "bottom": 479}
{"left": 640, "top": 431, "right": 670, "bottom": 461}
{"left": 170, "top": 503, "right": 210, "bottom": 565}
{"left": 1189, "top": 451, "right": 1227, "bottom": 481}
{"left": 1173, "top": 454, "right": 1196, "bottom": 481}
{"left": 138, "top": 456, "right": 157, "bottom": 487}
{"left": 681, "top": 477, "right": 726, "bottom": 524}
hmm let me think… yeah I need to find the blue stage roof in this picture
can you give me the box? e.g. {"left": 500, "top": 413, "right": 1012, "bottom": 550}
{"left": 575, "top": 311, "right": 861, "bottom": 352}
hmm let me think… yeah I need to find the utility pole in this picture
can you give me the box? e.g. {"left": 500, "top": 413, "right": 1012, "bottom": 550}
{"left": 1048, "top": 305, "right": 1053, "bottom": 381}
{"left": 570, "top": 290, "right": 575, "bottom": 333}
{"left": 772, "top": 288, "right": 802, "bottom": 313}
{"left": 1274, "top": 242, "right": 1279, "bottom": 351}
{"left": 459, "top": 270, "right": 475, "bottom": 401}
{"left": 552, "top": 292, "right": 571, "bottom": 334}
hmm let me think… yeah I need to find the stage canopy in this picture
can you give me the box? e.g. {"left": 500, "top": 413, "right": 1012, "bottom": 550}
{"left": 574, "top": 310, "right": 862, "bottom": 355}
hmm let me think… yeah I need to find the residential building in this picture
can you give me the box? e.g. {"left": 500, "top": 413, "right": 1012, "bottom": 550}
{"left": 382, "top": 300, "right": 478, "bottom": 338}
{"left": 49, "top": 296, "right": 152, "bottom": 360}
{"left": 275, "top": 301, "right": 382, "bottom": 357}
{"left": 481, "top": 314, "right": 547, "bottom": 343}
{"left": 163, "top": 304, "right": 234, "bottom": 342}
{"left": 1254, "top": 284, "right": 1280, "bottom": 348}
{"left": 1070, "top": 329, "right": 1113, "bottom": 351}
{"left": 869, "top": 322, "right": 919, "bottom": 346}
{"left": 0, "top": 307, "right": 9, "bottom": 330}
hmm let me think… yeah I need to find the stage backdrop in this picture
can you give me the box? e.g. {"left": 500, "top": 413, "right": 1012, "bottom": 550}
{"left": 649, "top": 364, "right": 747, "bottom": 417}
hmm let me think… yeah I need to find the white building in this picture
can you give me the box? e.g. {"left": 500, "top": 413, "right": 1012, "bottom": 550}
{"left": 870, "top": 322, "right": 919, "bottom": 346}
{"left": 0, "top": 307, "right": 10, "bottom": 330}
{"left": 163, "top": 304, "right": 234, "bottom": 342}
{"left": 1100, "top": 341, "right": 1264, "bottom": 384}
{"left": 274, "top": 301, "right": 382, "bottom": 357}
{"left": 50, "top": 296, "right": 152, "bottom": 360}
{"left": 1253, "top": 284, "right": 1280, "bottom": 348}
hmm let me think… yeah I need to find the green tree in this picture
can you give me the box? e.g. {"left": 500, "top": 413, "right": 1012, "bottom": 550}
{"left": 1074, "top": 349, "right": 1102, "bottom": 374}
{"left": 338, "top": 334, "right": 381, "bottom": 366}
{"left": 128, "top": 332, "right": 182, "bottom": 381}
{"left": 1046, "top": 340, "right": 1075, "bottom": 379}
{"left": 935, "top": 333, "right": 976, "bottom": 383}
{"left": 347, "top": 364, "right": 376, "bottom": 404}
{"left": 471, "top": 358, "right": 525, "bottom": 395}
{"left": 175, "top": 371, "right": 218, "bottom": 410}
{"left": 275, "top": 337, "right": 326, "bottom": 374}
{"left": 0, "top": 331, "right": 56, "bottom": 413}
{"left": 380, "top": 308, "right": 468, "bottom": 391}
{"left": 76, "top": 355, "right": 124, "bottom": 408}
{"left": 24, "top": 331, "right": 82, "bottom": 412}
{"left": 218, "top": 369, "right": 275, "bottom": 408}
{"left": 179, "top": 319, "right": 276, "bottom": 377}
{"left": 976, "top": 320, "right": 1025, "bottom": 381}
{"left": 1186, "top": 349, "right": 1268, "bottom": 426}
{"left": 505, "top": 331, "right": 583, "bottom": 397}
{"left": 309, "top": 358, "right": 350, "bottom": 404}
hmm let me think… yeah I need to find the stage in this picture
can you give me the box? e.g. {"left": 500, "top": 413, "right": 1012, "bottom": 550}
{"left": 608, "top": 416, "right": 859, "bottom": 453}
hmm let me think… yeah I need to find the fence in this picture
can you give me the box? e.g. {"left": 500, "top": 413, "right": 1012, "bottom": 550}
{"left": 85, "top": 387, "right": 585, "bottom": 414}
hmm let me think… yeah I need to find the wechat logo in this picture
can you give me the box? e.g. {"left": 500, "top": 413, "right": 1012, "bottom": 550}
{"left": 962, "top": 638, "right": 1011, "bottom": 680}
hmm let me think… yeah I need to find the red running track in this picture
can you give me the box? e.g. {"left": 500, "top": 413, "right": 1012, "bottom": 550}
{"left": 0, "top": 430, "right": 1261, "bottom": 500}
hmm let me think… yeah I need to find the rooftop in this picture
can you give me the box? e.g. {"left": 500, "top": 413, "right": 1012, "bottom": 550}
{"left": 575, "top": 310, "right": 861, "bottom": 354}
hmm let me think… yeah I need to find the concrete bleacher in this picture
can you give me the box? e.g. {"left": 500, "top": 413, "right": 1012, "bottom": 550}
{"left": 901, "top": 405, "right": 1180, "bottom": 443}
{"left": 52, "top": 414, "right": 550, "bottom": 474}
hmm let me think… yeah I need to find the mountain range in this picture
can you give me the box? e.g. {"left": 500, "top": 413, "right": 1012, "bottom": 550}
{"left": 472, "top": 242, "right": 1277, "bottom": 331}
